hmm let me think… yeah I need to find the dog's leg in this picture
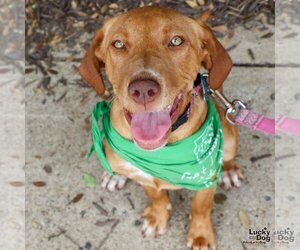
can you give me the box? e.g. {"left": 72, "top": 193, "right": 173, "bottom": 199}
{"left": 187, "top": 187, "right": 216, "bottom": 250}
{"left": 142, "top": 186, "right": 171, "bottom": 237}
{"left": 218, "top": 122, "right": 244, "bottom": 189}
{"left": 101, "top": 171, "right": 127, "bottom": 192}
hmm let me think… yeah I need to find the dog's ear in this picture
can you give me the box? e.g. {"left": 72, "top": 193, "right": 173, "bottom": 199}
{"left": 79, "top": 28, "right": 106, "bottom": 96}
{"left": 196, "top": 20, "right": 232, "bottom": 90}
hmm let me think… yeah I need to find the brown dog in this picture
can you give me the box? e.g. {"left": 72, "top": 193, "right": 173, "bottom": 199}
{"left": 80, "top": 6, "right": 243, "bottom": 249}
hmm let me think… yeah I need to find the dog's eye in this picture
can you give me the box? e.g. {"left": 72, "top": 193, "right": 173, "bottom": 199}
{"left": 113, "top": 40, "right": 125, "bottom": 49}
{"left": 169, "top": 36, "right": 183, "bottom": 47}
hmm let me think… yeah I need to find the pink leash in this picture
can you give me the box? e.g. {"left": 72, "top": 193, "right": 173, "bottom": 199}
{"left": 235, "top": 109, "right": 275, "bottom": 135}
{"left": 210, "top": 89, "right": 299, "bottom": 136}
{"left": 276, "top": 115, "right": 300, "bottom": 136}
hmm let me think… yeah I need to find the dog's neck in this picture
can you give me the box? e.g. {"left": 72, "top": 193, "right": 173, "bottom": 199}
{"left": 110, "top": 95, "right": 208, "bottom": 144}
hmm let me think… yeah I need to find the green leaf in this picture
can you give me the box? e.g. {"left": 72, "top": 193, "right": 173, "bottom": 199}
{"left": 83, "top": 173, "right": 96, "bottom": 188}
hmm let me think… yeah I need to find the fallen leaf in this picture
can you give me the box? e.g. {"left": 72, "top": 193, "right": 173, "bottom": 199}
{"left": 32, "top": 181, "right": 46, "bottom": 187}
{"left": 84, "top": 117, "right": 91, "bottom": 132}
{"left": 90, "top": 12, "right": 99, "bottom": 19}
{"left": 260, "top": 32, "right": 273, "bottom": 39}
{"left": 197, "top": 0, "right": 205, "bottom": 5}
{"left": 31, "top": 219, "right": 42, "bottom": 229}
{"left": 95, "top": 219, "right": 115, "bottom": 227}
{"left": 239, "top": 210, "right": 250, "bottom": 229}
{"left": 214, "top": 193, "right": 227, "bottom": 205}
{"left": 49, "top": 34, "right": 62, "bottom": 46}
{"left": 43, "top": 165, "right": 52, "bottom": 174}
{"left": 100, "top": 5, "right": 108, "bottom": 13}
{"left": 9, "top": 181, "right": 25, "bottom": 187}
{"left": 69, "top": 193, "right": 84, "bottom": 204}
{"left": 48, "top": 69, "right": 58, "bottom": 75}
{"left": 73, "top": 21, "right": 85, "bottom": 28}
{"left": 83, "top": 174, "right": 96, "bottom": 188}
{"left": 80, "top": 150, "right": 87, "bottom": 158}
{"left": 25, "top": 68, "right": 34, "bottom": 74}
{"left": 212, "top": 25, "right": 228, "bottom": 33}
{"left": 185, "top": 0, "right": 198, "bottom": 9}
{"left": 109, "top": 3, "right": 119, "bottom": 9}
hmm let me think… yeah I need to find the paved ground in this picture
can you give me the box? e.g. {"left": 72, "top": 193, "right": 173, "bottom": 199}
{"left": 3, "top": 14, "right": 299, "bottom": 250}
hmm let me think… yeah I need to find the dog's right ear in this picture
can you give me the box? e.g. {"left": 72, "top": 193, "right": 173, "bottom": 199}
{"left": 79, "top": 28, "right": 106, "bottom": 97}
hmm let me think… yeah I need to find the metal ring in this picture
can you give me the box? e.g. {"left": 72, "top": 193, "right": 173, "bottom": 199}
{"left": 225, "top": 108, "right": 237, "bottom": 125}
{"left": 225, "top": 100, "right": 246, "bottom": 125}
{"left": 232, "top": 99, "right": 246, "bottom": 109}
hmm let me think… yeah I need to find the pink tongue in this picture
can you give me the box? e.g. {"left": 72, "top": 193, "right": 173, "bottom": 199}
{"left": 131, "top": 111, "right": 171, "bottom": 150}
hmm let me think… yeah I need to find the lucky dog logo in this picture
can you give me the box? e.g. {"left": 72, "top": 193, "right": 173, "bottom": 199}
{"left": 243, "top": 227, "right": 295, "bottom": 246}
{"left": 274, "top": 227, "right": 294, "bottom": 244}
{"left": 248, "top": 227, "right": 271, "bottom": 243}
{"left": 242, "top": 227, "right": 271, "bottom": 245}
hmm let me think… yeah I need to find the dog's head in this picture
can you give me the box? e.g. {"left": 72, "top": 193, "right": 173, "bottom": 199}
{"left": 80, "top": 6, "right": 232, "bottom": 150}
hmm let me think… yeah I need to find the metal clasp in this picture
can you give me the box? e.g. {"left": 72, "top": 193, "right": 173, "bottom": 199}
{"left": 210, "top": 89, "right": 246, "bottom": 125}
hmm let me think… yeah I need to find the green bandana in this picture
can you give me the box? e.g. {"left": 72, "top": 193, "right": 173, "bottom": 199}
{"left": 88, "top": 98, "right": 224, "bottom": 191}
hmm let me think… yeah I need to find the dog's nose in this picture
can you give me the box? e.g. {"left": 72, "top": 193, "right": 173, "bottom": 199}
{"left": 128, "top": 80, "right": 161, "bottom": 104}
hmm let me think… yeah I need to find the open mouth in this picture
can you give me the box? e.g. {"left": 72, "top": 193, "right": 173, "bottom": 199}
{"left": 124, "top": 91, "right": 184, "bottom": 150}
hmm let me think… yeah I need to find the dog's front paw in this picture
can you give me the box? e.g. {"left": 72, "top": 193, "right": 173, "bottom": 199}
{"left": 218, "top": 160, "right": 244, "bottom": 189}
{"left": 218, "top": 170, "right": 244, "bottom": 189}
{"left": 101, "top": 171, "right": 127, "bottom": 191}
{"left": 141, "top": 203, "right": 171, "bottom": 238}
{"left": 187, "top": 216, "right": 216, "bottom": 250}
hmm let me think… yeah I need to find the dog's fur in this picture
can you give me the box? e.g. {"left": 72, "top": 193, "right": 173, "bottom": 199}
{"left": 80, "top": 6, "right": 243, "bottom": 249}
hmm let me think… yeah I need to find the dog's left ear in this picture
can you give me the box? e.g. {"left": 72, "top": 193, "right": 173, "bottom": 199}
{"left": 195, "top": 14, "right": 232, "bottom": 90}
{"left": 79, "top": 28, "right": 106, "bottom": 97}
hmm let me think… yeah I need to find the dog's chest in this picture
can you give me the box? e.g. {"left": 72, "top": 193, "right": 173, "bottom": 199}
{"left": 121, "top": 162, "right": 153, "bottom": 181}
{"left": 117, "top": 161, "right": 181, "bottom": 190}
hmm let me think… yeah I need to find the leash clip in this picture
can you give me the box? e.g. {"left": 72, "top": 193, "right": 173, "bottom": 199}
{"left": 210, "top": 89, "right": 246, "bottom": 125}
{"left": 200, "top": 73, "right": 210, "bottom": 102}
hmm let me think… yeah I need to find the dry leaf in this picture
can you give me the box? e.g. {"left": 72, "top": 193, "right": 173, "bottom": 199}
{"left": 90, "top": 12, "right": 99, "bottom": 19}
{"left": 43, "top": 165, "right": 52, "bottom": 174}
{"left": 214, "top": 193, "right": 227, "bottom": 205}
{"left": 260, "top": 32, "right": 273, "bottom": 39}
{"left": 109, "top": 3, "right": 119, "bottom": 9}
{"left": 84, "top": 117, "right": 91, "bottom": 132}
{"left": 71, "top": 0, "right": 77, "bottom": 9}
{"left": 48, "top": 69, "right": 58, "bottom": 75}
{"left": 69, "top": 193, "right": 84, "bottom": 204}
{"left": 100, "top": 5, "right": 108, "bottom": 14}
{"left": 31, "top": 219, "right": 42, "bottom": 229}
{"left": 197, "top": 0, "right": 205, "bottom": 5}
{"left": 9, "top": 181, "right": 25, "bottom": 187}
{"left": 239, "top": 210, "right": 250, "bottom": 229}
{"left": 73, "top": 21, "right": 85, "bottom": 28}
{"left": 75, "top": 11, "right": 87, "bottom": 17}
{"left": 185, "top": 0, "right": 198, "bottom": 9}
{"left": 49, "top": 35, "right": 62, "bottom": 46}
{"left": 32, "top": 181, "right": 46, "bottom": 187}
{"left": 212, "top": 25, "right": 228, "bottom": 33}
{"left": 95, "top": 219, "right": 116, "bottom": 227}
{"left": 81, "top": 150, "right": 87, "bottom": 158}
